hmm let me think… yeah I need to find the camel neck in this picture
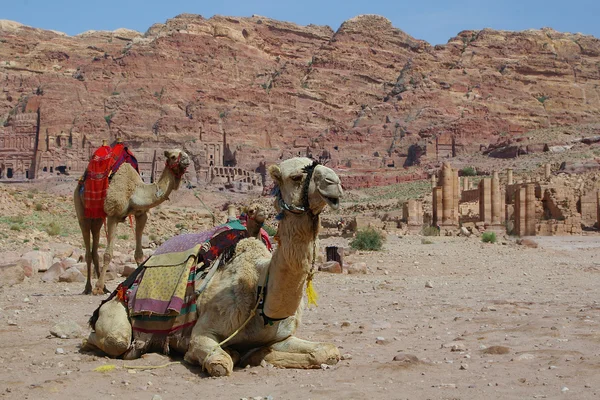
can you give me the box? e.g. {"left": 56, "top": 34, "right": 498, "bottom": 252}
{"left": 133, "top": 168, "right": 176, "bottom": 210}
{"left": 262, "top": 212, "right": 318, "bottom": 319}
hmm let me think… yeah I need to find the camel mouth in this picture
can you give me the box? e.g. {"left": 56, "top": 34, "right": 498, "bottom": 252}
{"left": 323, "top": 195, "right": 340, "bottom": 210}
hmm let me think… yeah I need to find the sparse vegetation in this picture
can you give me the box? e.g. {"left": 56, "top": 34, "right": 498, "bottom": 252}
{"left": 421, "top": 238, "right": 434, "bottom": 245}
{"left": 45, "top": 221, "right": 61, "bottom": 236}
{"left": 482, "top": 232, "right": 497, "bottom": 243}
{"left": 34, "top": 203, "right": 43, "bottom": 211}
{"left": 350, "top": 228, "right": 385, "bottom": 251}
{"left": 422, "top": 226, "right": 440, "bottom": 236}
{"left": 536, "top": 95, "right": 549, "bottom": 104}
{"left": 117, "top": 234, "right": 129, "bottom": 240}
{"left": 461, "top": 166, "right": 477, "bottom": 176}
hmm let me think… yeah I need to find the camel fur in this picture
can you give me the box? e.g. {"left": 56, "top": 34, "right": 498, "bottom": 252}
{"left": 84, "top": 157, "right": 343, "bottom": 376}
{"left": 74, "top": 149, "right": 190, "bottom": 295}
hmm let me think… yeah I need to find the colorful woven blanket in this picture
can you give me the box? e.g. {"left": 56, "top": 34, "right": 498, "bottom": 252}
{"left": 127, "top": 220, "right": 246, "bottom": 317}
{"left": 81, "top": 142, "right": 139, "bottom": 219}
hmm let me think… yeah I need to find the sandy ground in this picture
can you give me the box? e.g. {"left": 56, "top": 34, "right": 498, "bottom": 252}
{"left": 1, "top": 233, "right": 600, "bottom": 400}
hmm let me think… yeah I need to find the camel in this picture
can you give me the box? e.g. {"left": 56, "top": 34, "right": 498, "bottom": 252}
{"left": 84, "top": 157, "right": 343, "bottom": 376}
{"left": 74, "top": 149, "right": 190, "bottom": 295}
{"left": 242, "top": 203, "right": 267, "bottom": 239}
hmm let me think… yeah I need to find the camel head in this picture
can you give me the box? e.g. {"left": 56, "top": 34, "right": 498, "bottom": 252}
{"left": 269, "top": 157, "right": 343, "bottom": 216}
{"left": 163, "top": 149, "right": 191, "bottom": 189}
{"left": 244, "top": 202, "right": 266, "bottom": 225}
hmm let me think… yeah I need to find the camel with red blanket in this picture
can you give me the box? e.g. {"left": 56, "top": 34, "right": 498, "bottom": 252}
{"left": 74, "top": 146, "right": 190, "bottom": 295}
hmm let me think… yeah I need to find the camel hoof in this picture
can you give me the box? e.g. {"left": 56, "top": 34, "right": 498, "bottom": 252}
{"left": 82, "top": 286, "right": 92, "bottom": 295}
{"left": 92, "top": 286, "right": 105, "bottom": 296}
{"left": 205, "top": 354, "right": 233, "bottom": 377}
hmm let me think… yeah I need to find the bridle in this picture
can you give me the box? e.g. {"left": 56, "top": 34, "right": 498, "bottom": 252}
{"left": 274, "top": 160, "right": 320, "bottom": 219}
{"left": 165, "top": 153, "right": 187, "bottom": 179}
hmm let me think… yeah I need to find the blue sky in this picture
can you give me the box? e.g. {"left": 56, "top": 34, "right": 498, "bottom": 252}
{"left": 4, "top": 0, "right": 599, "bottom": 44}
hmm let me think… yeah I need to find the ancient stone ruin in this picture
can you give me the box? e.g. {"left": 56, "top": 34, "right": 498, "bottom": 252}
{"left": 430, "top": 163, "right": 600, "bottom": 236}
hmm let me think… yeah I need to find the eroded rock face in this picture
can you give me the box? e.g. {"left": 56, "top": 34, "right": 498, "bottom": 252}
{"left": 1, "top": 15, "right": 600, "bottom": 179}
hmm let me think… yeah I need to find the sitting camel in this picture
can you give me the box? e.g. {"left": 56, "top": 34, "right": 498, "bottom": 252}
{"left": 74, "top": 149, "right": 190, "bottom": 295}
{"left": 85, "top": 157, "right": 343, "bottom": 376}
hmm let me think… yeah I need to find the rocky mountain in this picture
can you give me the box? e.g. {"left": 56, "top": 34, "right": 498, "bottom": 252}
{"left": 1, "top": 14, "right": 599, "bottom": 182}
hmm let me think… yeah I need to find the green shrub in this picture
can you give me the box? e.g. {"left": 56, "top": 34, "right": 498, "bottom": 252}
{"left": 350, "top": 228, "right": 384, "bottom": 251}
{"left": 45, "top": 221, "right": 61, "bottom": 236}
{"left": 263, "top": 224, "right": 277, "bottom": 236}
{"left": 117, "top": 234, "right": 129, "bottom": 240}
{"left": 482, "top": 232, "right": 497, "bottom": 243}
{"left": 35, "top": 203, "right": 43, "bottom": 211}
{"left": 9, "top": 215, "right": 24, "bottom": 224}
{"left": 10, "top": 224, "right": 21, "bottom": 231}
{"left": 461, "top": 166, "right": 477, "bottom": 176}
{"left": 421, "top": 226, "right": 439, "bottom": 236}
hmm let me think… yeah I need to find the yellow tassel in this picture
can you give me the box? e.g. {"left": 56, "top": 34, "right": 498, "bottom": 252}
{"left": 93, "top": 364, "right": 117, "bottom": 372}
{"left": 306, "top": 276, "right": 318, "bottom": 307}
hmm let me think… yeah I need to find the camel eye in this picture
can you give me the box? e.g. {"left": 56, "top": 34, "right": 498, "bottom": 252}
{"left": 290, "top": 174, "right": 303, "bottom": 182}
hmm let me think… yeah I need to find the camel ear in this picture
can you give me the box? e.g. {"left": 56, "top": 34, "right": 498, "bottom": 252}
{"left": 268, "top": 165, "right": 282, "bottom": 185}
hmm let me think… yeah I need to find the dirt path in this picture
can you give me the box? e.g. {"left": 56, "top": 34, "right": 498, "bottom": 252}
{"left": 1, "top": 235, "right": 600, "bottom": 399}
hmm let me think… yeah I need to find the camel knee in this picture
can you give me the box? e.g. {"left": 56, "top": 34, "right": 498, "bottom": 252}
{"left": 311, "top": 343, "right": 341, "bottom": 366}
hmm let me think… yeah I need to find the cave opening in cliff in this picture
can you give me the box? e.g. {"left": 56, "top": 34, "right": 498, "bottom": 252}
{"left": 7, "top": 168, "right": 13, "bottom": 179}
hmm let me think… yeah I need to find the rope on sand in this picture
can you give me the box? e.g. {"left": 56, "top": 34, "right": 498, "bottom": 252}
{"left": 123, "top": 361, "right": 181, "bottom": 370}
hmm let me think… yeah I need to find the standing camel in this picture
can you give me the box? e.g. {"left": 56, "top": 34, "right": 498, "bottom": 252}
{"left": 74, "top": 149, "right": 190, "bottom": 295}
{"left": 85, "top": 157, "right": 343, "bottom": 376}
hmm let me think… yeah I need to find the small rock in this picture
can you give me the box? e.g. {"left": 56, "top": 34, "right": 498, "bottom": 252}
{"left": 561, "top": 386, "right": 569, "bottom": 393}
{"left": 482, "top": 346, "right": 510, "bottom": 355}
{"left": 7, "top": 320, "right": 17, "bottom": 326}
{"left": 59, "top": 267, "right": 86, "bottom": 283}
{"left": 375, "top": 336, "right": 386, "bottom": 344}
{"left": 392, "top": 353, "right": 419, "bottom": 365}
{"left": 460, "top": 363, "right": 468, "bottom": 370}
{"left": 55, "top": 348, "right": 65, "bottom": 355}
{"left": 518, "top": 238, "right": 538, "bottom": 248}
{"left": 50, "top": 320, "right": 84, "bottom": 339}
{"left": 425, "top": 281, "right": 433, "bottom": 288}
{"left": 42, "top": 262, "right": 66, "bottom": 283}
{"left": 319, "top": 261, "right": 342, "bottom": 274}
{"left": 320, "top": 363, "right": 330, "bottom": 370}
{"left": 121, "top": 264, "right": 137, "bottom": 278}
{"left": 341, "top": 353, "right": 353, "bottom": 360}
{"left": 346, "top": 262, "right": 367, "bottom": 275}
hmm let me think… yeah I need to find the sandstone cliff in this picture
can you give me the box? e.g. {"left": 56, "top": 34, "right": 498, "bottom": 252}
{"left": 1, "top": 14, "right": 599, "bottom": 179}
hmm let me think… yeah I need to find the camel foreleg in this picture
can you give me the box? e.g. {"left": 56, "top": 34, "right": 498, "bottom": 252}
{"left": 134, "top": 212, "right": 148, "bottom": 265}
{"left": 94, "top": 216, "right": 118, "bottom": 295}
{"left": 241, "top": 336, "right": 340, "bottom": 369}
{"left": 184, "top": 318, "right": 234, "bottom": 377}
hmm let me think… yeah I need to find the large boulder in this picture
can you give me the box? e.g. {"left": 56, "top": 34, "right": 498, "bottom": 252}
{"left": 59, "top": 266, "right": 86, "bottom": 283}
{"left": 20, "top": 250, "right": 54, "bottom": 273}
{"left": 41, "top": 262, "right": 67, "bottom": 282}
{"left": 0, "top": 264, "right": 26, "bottom": 288}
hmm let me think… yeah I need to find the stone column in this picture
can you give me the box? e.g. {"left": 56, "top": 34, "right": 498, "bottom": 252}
{"left": 479, "top": 178, "right": 492, "bottom": 225}
{"left": 453, "top": 169, "right": 460, "bottom": 225}
{"left": 441, "top": 164, "right": 453, "bottom": 225}
{"left": 491, "top": 171, "right": 501, "bottom": 226}
{"left": 544, "top": 163, "right": 551, "bottom": 180}
{"left": 597, "top": 191, "right": 600, "bottom": 229}
{"left": 431, "top": 174, "right": 437, "bottom": 189}
{"left": 526, "top": 183, "right": 536, "bottom": 236}
{"left": 404, "top": 199, "right": 423, "bottom": 228}
{"left": 432, "top": 186, "right": 442, "bottom": 226}
{"left": 514, "top": 186, "right": 526, "bottom": 236}
{"left": 463, "top": 177, "right": 469, "bottom": 192}
{"left": 507, "top": 168, "right": 513, "bottom": 185}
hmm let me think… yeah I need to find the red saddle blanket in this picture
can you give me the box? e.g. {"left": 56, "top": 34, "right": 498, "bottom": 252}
{"left": 82, "top": 143, "right": 138, "bottom": 219}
